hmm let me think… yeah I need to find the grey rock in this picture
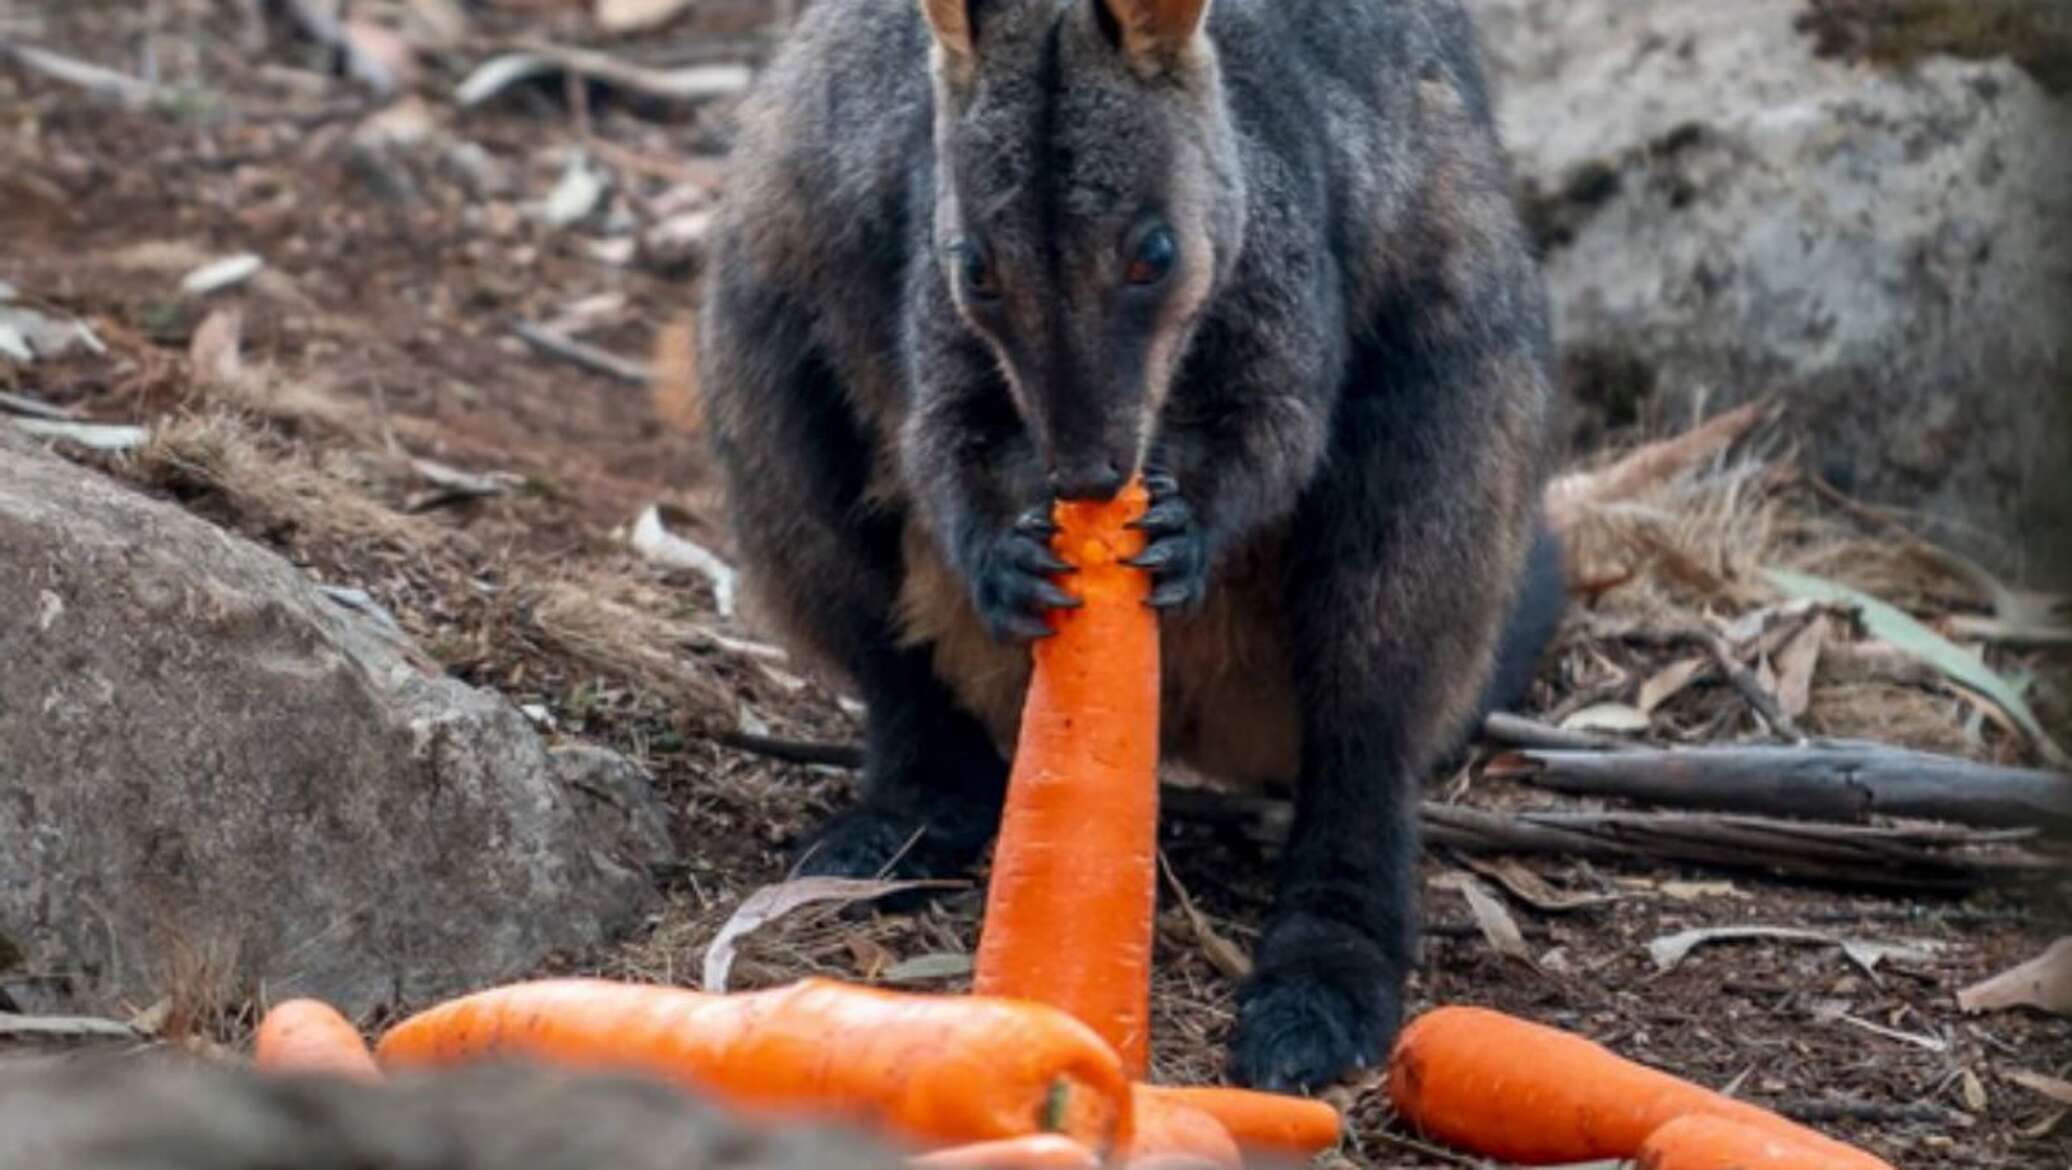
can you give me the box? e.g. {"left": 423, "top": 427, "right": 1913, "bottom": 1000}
{"left": 0, "top": 429, "right": 675, "bottom": 1017}
{"left": 1468, "top": 0, "right": 2072, "bottom": 575}
{"left": 0, "top": 1057, "right": 906, "bottom": 1170}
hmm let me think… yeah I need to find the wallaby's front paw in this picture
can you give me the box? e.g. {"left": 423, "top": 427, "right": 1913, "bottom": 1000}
{"left": 1227, "top": 915, "right": 1399, "bottom": 1092}
{"left": 1128, "top": 471, "right": 1209, "bottom": 611}
{"left": 971, "top": 506, "right": 1081, "bottom": 642}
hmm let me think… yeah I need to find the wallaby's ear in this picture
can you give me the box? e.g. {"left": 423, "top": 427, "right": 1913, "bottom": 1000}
{"left": 1095, "top": 0, "right": 1211, "bottom": 67}
{"left": 919, "top": 0, "right": 977, "bottom": 67}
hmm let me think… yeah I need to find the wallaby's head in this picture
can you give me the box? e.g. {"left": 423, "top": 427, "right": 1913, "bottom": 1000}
{"left": 920, "top": 0, "right": 1244, "bottom": 501}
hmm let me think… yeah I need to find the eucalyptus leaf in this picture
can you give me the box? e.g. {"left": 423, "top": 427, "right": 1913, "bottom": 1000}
{"left": 1761, "top": 568, "right": 2068, "bottom": 767}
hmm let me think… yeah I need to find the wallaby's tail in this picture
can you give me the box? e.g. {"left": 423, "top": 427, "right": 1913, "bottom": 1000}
{"left": 1478, "top": 516, "right": 1566, "bottom": 721}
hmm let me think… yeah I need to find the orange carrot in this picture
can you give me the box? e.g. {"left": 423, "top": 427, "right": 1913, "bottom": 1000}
{"left": 1386, "top": 1006, "right": 1893, "bottom": 1170}
{"left": 974, "top": 477, "right": 1160, "bottom": 1078}
{"left": 1638, "top": 1115, "right": 1872, "bottom": 1170}
{"left": 910, "top": 1135, "right": 1101, "bottom": 1168}
{"left": 1136, "top": 1084, "right": 1341, "bottom": 1162}
{"left": 251, "top": 998, "right": 380, "bottom": 1081}
{"left": 374, "top": 977, "right": 1132, "bottom": 1154}
{"left": 1121, "top": 1084, "right": 1242, "bottom": 1169}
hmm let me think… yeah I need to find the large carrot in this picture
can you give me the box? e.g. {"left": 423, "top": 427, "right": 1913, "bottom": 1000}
{"left": 974, "top": 477, "right": 1160, "bottom": 1078}
{"left": 1135, "top": 1085, "right": 1340, "bottom": 1162}
{"left": 252, "top": 998, "right": 380, "bottom": 1081}
{"left": 1385, "top": 1006, "right": 1892, "bottom": 1169}
{"left": 1638, "top": 1115, "right": 1871, "bottom": 1170}
{"left": 375, "top": 977, "right": 1132, "bottom": 1154}
{"left": 910, "top": 1135, "right": 1100, "bottom": 1168}
{"left": 1122, "top": 1085, "right": 1242, "bottom": 1169}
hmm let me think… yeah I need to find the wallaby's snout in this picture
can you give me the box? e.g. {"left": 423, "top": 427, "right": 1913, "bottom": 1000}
{"left": 1046, "top": 451, "right": 1129, "bottom": 502}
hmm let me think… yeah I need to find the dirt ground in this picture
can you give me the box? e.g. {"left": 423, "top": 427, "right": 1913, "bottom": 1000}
{"left": 2, "top": 2, "right": 2068, "bottom": 1168}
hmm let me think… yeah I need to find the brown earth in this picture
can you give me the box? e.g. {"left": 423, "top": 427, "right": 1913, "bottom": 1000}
{"left": 1, "top": 2, "right": 2066, "bottom": 1168}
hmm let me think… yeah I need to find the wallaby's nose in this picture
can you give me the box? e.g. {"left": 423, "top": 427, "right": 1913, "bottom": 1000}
{"left": 1048, "top": 458, "right": 1126, "bottom": 502}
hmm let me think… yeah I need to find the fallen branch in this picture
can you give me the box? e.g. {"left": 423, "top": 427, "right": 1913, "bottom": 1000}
{"left": 1159, "top": 789, "right": 2051, "bottom": 892}
{"left": 1488, "top": 742, "right": 2072, "bottom": 833}
{"left": 511, "top": 321, "right": 650, "bottom": 385}
{"left": 0, "top": 1012, "right": 138, "bottom": 1043}
{"left": 1480, "top": 711, "right": 1642, "bottom": 752}
{"left": 457, "top": 41, "right": 750, "bottom": 109}
{"left": 0, "top": 42, "right": 165, "bottom": 104}
{"left": 713, "top": 731, "right": 863, "bottom": 769}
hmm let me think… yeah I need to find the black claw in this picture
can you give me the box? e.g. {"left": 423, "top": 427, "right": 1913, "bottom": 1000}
{"left": 1130, "top": 499, "right": 1192, "bottom": 535}
{"left": 1127, "top": 541, "right": 1178, "bottom": 570}
{"left": 1032, "top": 581, "right": 1082, "bottom": 610}
{"left": 1013, "top": 508, "right": 1057, "bottom": 538}
{"left": 1008, "top": 538, "right": 1072, "bottom": 576}
{"left": 1143, "top": 470, "right": 1179, "bottom": 496}
{"left": 1147, "top": 579, "right": 1200, "bottom": 609}
{"left": 1000, "top": 612, "right": 1057, "bottom": 640}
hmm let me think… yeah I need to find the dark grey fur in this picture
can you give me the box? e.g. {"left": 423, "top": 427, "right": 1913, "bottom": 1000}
{"left": 700, "top": 0, "right": 1564, "bottom": 1090}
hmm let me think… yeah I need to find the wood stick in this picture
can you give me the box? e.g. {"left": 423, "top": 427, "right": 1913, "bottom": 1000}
{"left": 1489, "top": 741, "right": 2072, "bottom": 833}
{"left": 511, "top": 321, "right": 650, "bottom": 385}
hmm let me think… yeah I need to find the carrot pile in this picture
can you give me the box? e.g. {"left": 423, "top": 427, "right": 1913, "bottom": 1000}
{"left": 238, "top": 471, "right": 1902, "bottom": 1170}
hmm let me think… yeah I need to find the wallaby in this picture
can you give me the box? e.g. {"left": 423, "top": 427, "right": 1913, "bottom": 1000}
{"left": 699, "top": 0, "right": 1565, "bottom": 1090}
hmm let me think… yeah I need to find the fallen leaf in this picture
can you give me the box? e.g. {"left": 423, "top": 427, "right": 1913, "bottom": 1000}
{"left": 0, "top": 1011, "right": 139, "bottom": 1041}
{"left": 596, "top": 0, "right": 694, "bottom": 32}
{"left": 701, "top": 876, "right": 950, "bottom": 992}
{"left": 0, "top": 305, "right": 103, "bottom": 362}
{"left": 2007, "top": 1069, "right": 2072, "bottom": 1108}
{"left": 880, "top": 952, "right": 975, "bottom": 985}
{"left": 630, "top": 504, "right": 739, "bottom": 617}
{"left": 1943, "top": 614, "right": 2072, "bottom": 649}
{"left": 0, "top": 390, "right": 80, "bottom": 420}
{"left": 400, "top": 0, "right": 469, "bottom": 44}
{"left": 340, "top": 18, "right": 419, "bottom": 90}
{"left": 179, "top": 253, "right": 264, "bottom": 297}
{"left": 1956, "top": 937, "right": 2072, "bottom": 1017}
{"left": 1815, "top": 1008, "right": 1948, "bottom": 1053}
{"left": 1658, "top": 879, "right": 1746, "bottom": 902}
{"left": 1559, "top": 702, "right": 1652, "bottom": 734}
{"left": 1647, "top": 926, "right": 1941, "bottom": 977}
{"left": 529, "top": 150, "right": 610, "bottom": 228}
{"left": 406, "top": 458, "right": 523, "bottom": 512}
{"left": 1447, "top": 872, "right": 1534, "bottom": 965}
{"left": 187, "top": 307, "right": 243, "bottom": 387}
{"left": 1763, "top": 568, "right": 2070, "bottom": 767}
{"left": 648, "top": 314, "right": 700, "bottom": 437}
{"left": 0, "top": 43, "right": 164, "bottom": 105}
{"left": 1459, "top": 855, "right": 1621, "bottom": 913}
{"left": 0, "top": 318, "right": 27, "bottom": 363}
{"left": 1637, "top": 656, "right": 1709, "bottom": 715}
{"left": 10, "top": 418, "right": 151, "bottom": 452}
{"left": 1961, "top": 1068, "right": 1989, "bottom": 1113}
{"left": 1773, "top": 615, "right": 1827, "bottom": 719}
{"left": 843, "top": 934, "right": 894, "bottom": 981}
{"left": 2019, "top": 1109, "right": 2068, "bottom": 1139}
{"left": 1158, "top": 853, "right": 1251, "bottom": 980}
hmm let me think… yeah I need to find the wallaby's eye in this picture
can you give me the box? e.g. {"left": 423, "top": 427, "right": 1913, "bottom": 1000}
{"left": 1124, "top": 225, "right": 1177, "bottom": 287}
{"left": 954, "top": 240, "right": 1000, "bottom": 301}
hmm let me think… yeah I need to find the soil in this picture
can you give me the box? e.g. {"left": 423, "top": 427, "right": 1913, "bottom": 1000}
{"left": 1, "top": 3, "right": 2067, "bottom": 1168}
